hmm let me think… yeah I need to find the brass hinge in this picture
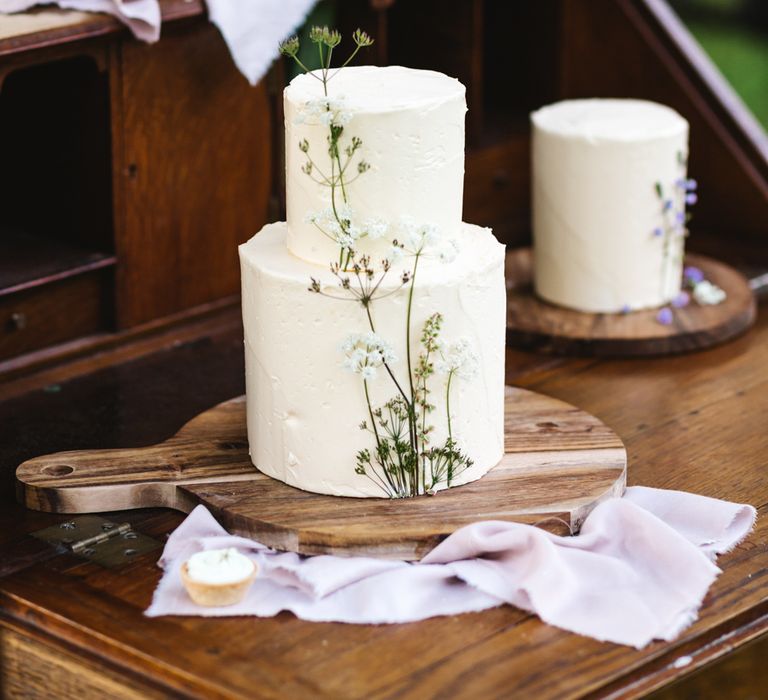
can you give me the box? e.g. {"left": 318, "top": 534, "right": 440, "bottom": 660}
{"left": 32, "top": 515, "right": 162, "bottom": 568}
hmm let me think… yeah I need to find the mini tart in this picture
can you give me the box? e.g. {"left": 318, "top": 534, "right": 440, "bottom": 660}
{"left": 180, "top": 558, "right": 257, "bottom": 607}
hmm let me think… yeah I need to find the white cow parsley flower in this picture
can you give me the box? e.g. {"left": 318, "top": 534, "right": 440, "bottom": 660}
{"left": 336, "top": 203, "right": 354, "bottom": 221}
{"left": 346, "top": 224, "right": 363, "bottom": 241}
{"left": 360, "top": 365, "right": 377, "bottom": 381}
{"left": 363, "top": 217, "right": 388, "bottom": 240}
{"left": 398, "top": 217, "right": 439, "bottom": 252}
{"left": 386, "top": 244, "right": 405, "bottom": 264}
{"left": 437, "top": 338, "right": 479, "bottom": 380}
{"left": 341, "top": 332, "right": 398, "bottom": 380}
{"left": 693, "top": 280, "right": 726, "bottom": 306}
{"left": 337, "top": 233, "right": 355, "bottom": 249}
{"left": 298, "top": 96, "right": 353, "bottom": 128}
{"left": 305, "top": 205, "right": 383, "bottom": 250}
{"left": 394, "top": 217, "right": 457, "bottom": 263}
{"left": 326, "top": 219, "right": 342, "bottom": 236}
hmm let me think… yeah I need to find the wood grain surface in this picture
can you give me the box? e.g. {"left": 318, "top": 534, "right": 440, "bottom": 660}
{"left": 506, "top": 248, "right": 756, "bottom": 356}
{"left": 16, "top": 387, "right": 627, "bottom": 560}
{"left": 0, "top": 310, "right": 766, "bottom": 699}
{"left": 116, "top": 21, "right": 272, "bottom": 328}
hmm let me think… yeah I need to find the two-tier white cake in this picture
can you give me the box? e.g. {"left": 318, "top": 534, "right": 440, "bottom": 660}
{"left": 531, "top": 99, "right": 691, "bottom": 313}
{"left": 239, "top": 66, "right": 506, "bottom": 498}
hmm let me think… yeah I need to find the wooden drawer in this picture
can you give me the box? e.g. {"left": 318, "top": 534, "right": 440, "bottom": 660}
{"left": 0, "top": 271, "right": 112, "bottom": 361}
{"left": 0, "top": 624, "right": 163, "bottom": 699}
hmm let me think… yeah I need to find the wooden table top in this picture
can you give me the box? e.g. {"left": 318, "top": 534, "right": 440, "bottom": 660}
{"left": 0, "top": 305, "right": 765, "bottom": 699}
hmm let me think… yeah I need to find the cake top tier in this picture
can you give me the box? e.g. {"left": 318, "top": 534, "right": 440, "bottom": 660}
{"left": 284, "top": 65, "right": 467, "bottom": 268}
{"left": 285, "top": 65, "right": 465, "bottom": 113}
{"left": 531, "top": 99, "right": 687, "bottom": 142}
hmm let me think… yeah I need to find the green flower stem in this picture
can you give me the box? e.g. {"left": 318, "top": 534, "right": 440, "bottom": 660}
{"left": 404, "top": 253, "right": 423, "bottom": 495}
{"left": 318, "top": 43, "right": 327, "bottom": 94}
{"left": 336, "top": 153, "right": 348, "bottom": 202}
{"left": 333, "top": 44, "right": 363, "bottom": 75}
{"left": 286, "top": 54, "right": 321, "bottom": 81}
{"left": 363, "top": 305, "right": 413, "bottom": 406}
{"left": 418, "top": 347, "right": 434, "bottom": 493}
{"left": 363, "top": 470, "right": 392, "bottom": 497}
{"left": 364, "top": 379, "right": 397, "bottom": 493}
{"left": 446, "top": 370, "right": 454, "bottom": 441}
{"left": 363, "top": 275, "right": 418, "bottom": 489}
{"left": 328, "top": 156, "right": 345, "bottom": 267}
{"left": 364, "top": 303, "right": 375, "bottom": 333}
{"left": 363, "top": 380, "right": 381, "bottom": 445}
{"left": 405, "top": 252, "right": 420, "bottom": 445}
{"left": 405, "top": 253, "right": 420, "bottom": 400}
{"left": 312, "top": 221, "right": 339, "bottom": 243}
{"left": 304, "top": 154, "right": 332, "bottom": 183}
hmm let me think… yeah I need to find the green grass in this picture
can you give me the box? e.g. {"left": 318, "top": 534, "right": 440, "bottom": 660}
{"left": 686, "top": 21, "right": 768, "bottom": 129}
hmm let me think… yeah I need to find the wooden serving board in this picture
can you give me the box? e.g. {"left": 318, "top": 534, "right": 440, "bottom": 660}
{"left": 506, "top": 248, "right": 756, "bottom": 357}
{"left": 16, "top": 387, "right": 626, "bottom": 560}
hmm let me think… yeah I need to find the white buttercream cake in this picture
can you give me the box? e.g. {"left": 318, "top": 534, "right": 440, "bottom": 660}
{"left": 239, "top": 66, "right": 506, "bottom": 498}
{"left": 531, "top": 99, "right": 691, "bottom": 313}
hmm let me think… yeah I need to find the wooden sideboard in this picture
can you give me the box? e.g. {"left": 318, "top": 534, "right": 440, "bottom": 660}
{"left": 0, "top": 1, "right": 271, "bottom": 379}
{"left": 1, "top": 0, "right": 766, "bottom": 390}
{"left": 0, "top": 1, "right": 766, "bottom": 697}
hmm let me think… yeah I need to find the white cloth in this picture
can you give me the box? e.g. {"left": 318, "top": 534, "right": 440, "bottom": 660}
{"left": 0, "top": 1, "right": 161, "bottom": 42}
{"left": 207, "top": 0, "right": 318, "bottom": 85}
{"left": 0, "top": 0, "right": 318, "bottom": 84}
{"left": 145, "top": 486, "right": 756, "bottom": 649}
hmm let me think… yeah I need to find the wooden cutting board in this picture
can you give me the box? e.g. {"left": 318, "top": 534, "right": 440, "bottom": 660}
{"left": 506, "top": 249, "right": 756, "bottom": 357}
{"left": 16, "top": 387, "right": 627, "bottom": 560}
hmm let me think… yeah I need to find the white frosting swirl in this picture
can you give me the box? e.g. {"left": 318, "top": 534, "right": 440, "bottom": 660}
{"left": 186, "top": 548, "right": 255, "bottom": 585}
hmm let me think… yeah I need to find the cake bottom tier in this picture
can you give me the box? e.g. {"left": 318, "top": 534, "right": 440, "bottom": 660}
{"left": 239, "top": 222, "right": 507, "bottom": 498}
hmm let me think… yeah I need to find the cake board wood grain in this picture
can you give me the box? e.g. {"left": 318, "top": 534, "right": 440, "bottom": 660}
{"left": 506, "top": 248, "right": 756, "bottom": 357}
{"left": 16, "top": 386, "right": 627, "bottom": 560}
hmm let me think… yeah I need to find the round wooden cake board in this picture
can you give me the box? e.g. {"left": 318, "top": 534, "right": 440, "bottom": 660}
{"left": 16, "top": 387, "right": 626, "bottom": 560}
{"left": 506, "top": 248, "right": 756, "bottom": 357}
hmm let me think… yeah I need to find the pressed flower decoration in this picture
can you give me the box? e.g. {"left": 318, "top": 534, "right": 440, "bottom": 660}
{"left": 648, "top": 153, "right": 726, "bottom": 325}
{"left": 282, "top": 27, "right": 474, "bottom": 497}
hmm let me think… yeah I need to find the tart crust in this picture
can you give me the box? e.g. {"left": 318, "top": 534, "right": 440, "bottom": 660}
{"left": 180, "top": 560, "right": 257, "bottom": 607}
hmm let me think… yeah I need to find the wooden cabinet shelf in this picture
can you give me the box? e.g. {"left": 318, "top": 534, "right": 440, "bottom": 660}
{"left": 0, "top": 7, "right": 271, "bottom": 374}
{"left": 0, "top": 229, "right": 115, "bottom": 298}
{"left": 0, "top": 267, "right": 113, "bottom": 361}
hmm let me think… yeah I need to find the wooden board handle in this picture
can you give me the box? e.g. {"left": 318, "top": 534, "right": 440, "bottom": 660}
{"left": 17, "top": 436, "right": 259, "bottom": 514}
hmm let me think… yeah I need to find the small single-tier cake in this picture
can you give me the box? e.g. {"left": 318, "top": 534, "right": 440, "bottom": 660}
{"left": 240, "top": 62, "right": 506, "bottom": 498}
{"left": 531, "top": 99, "right": 690, "bottom": 313}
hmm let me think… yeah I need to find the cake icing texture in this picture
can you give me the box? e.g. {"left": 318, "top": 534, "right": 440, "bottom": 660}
{"left": 240, "top": 60, "right": 506, "bottom": 498}
{"left": 531, "top": 99, "right": 690, "bottom": 313}
{"left": 285, "top": 66, "right": 466, "bottom": 267}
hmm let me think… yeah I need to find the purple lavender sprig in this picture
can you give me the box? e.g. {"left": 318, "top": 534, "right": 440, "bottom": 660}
{"left": 653, "top": 153, "right": 697, "bottom": 305}
{"left": 656, "top": 307, "right": 674, "bottom": 326}
{"left": 672, "top": 291, "right": 690, "bottom": 308}
{"left": 684, "top": 266, "right": 704, "bottom": 286}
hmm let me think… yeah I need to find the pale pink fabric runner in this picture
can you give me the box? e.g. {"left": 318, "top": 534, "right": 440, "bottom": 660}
{"left": 145, "top": 486, "right": 755, "bottom": 648}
